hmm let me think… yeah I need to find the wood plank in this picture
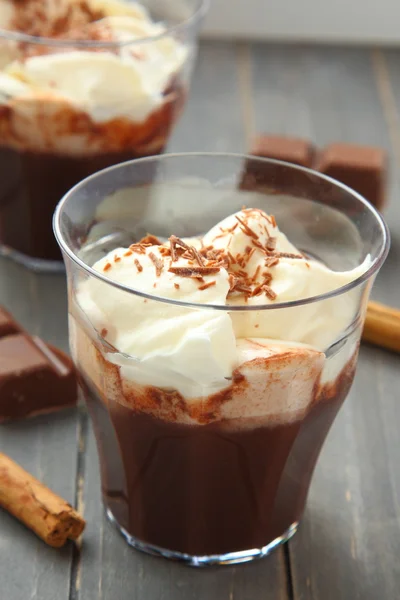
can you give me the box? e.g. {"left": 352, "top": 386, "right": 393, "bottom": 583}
{"left": 249, "top": 44, "right": 400, "bottom": 599}
{"left": 77, "top": 40, "right": 289, "bottom": 600}
{"left": 168, "top": 41, "right": 246, "bottom": 153}
{"left": 0, "top": 258, "right": 78, "bottom": 600}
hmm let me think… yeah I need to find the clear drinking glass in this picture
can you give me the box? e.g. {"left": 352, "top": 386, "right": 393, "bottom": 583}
{"left": 0, "top": 0, "right": 207, "bottom": 271}
{"left": 54, "top": 153, "right": 389, "bottom": 566}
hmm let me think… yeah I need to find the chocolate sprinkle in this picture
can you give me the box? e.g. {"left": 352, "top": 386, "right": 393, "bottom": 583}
{"left": 198, "top": 280, "right": 217, "bottom": 291}
{"left": 149, "top": 252, "right": 164, "bottom": 277}
{"left": 134, "top": 258, "right": 143, "bottom": 273}
{"left": 169, "top": 266, "right": 221, "bottom": 277}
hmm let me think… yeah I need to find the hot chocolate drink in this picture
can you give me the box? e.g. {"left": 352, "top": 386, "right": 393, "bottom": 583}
{"left": 69, "top": 207, "right": 369, "bottom": 560}
{"left": 0, "top": 0, "right": 190, "bottom": 265}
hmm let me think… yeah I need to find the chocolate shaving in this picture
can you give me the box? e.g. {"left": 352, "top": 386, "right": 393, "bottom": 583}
{"left": 192, "top": 247, "right": 205, "bottom": 267}
{"left": 138, "top": 234, "right": 162, "bottom": 245}
{"left": 251, "top": 284, "right": 264, "bottom": 297}
{"left": 134, "top": 258, "right": 143, "bottom": 273}
{"left": 232, "top": 283, "right": 252, "bottom": 294}
{"left": 251, "top": 265, "right": 261, "bottom": 282}
{"left": 159, "top": 246, "right": 171, "bottom": 257}
{"left": 169, "top": 266, "right": 220, "bottom": 277}
{"left": 262, "top": 272, "right": 273, "bottom": 285}
{"left": 129, "top": 243, "right": 146, "bottom": 254}
{"left": 228, "top": 273, "right": 238, "bottom": 291}
{"left": 149, "top": 252, "right": 164, "bottom": 277}
{"left": 270, "top": 215, "right": 277, "bottom": 227}
{"left": 174, "top": 283, "right": 180, "bottom": 290}
{"left": 274, "top": 252, "right": 304, "bottom": 259}
{"left": 205, "top": 249, "right": 218, "bottom": 261}
{"left": 101, "top": 328, "right": 108, "bottom": 337}
{"left": 103, "top": 262, "right": 111, "bottom": 272}
{"left": 235, "top": 216, "right": 259, "bottom": 240}
{"left": 251, "top": 239, "right": 266, "bottom": 252}
{"left": 198, "top": 281, "right": 217, "bottom": 291}
{"left": 169, "top": 236, "right": 177, "bottom": 262}
{"left": 171, "top": 236, "right": 191, "bottom": 252}
{"left": 266, "top": 237, "right": 277, "bottom": 251}
{"left": 264, "top": 286, "right": 277, "bottom": 300}
{"left": 247, "top": 248, "right": 256, "bottom": 262}
{"left": 265, "top": 257, "right": 280, "bottom": 267}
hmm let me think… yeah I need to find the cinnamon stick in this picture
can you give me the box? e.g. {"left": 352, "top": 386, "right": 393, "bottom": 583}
{"left": 0, "top": 453, "right": 85, "bottom": 548}
{"left": 363, "top": 301, "right": 400, "bottom": 354}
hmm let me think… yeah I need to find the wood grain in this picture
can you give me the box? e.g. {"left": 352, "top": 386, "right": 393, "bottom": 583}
{"left": 168, "top": 41, "right": 246, "bottom": 153}
{"left": 249, "top": 43, "right": 400, "bottom": 599}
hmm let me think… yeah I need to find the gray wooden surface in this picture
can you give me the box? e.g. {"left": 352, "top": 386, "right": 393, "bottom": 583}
{"left": 1, "top": 41, "right": 399, "bottom": 599}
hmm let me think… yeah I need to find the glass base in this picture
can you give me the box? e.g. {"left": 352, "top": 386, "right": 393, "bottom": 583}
{"left": 0, "top": 243, "right": 65, "bottom": 273}
{"left": 106, "top": 507, "right": 299, "bottom": 567}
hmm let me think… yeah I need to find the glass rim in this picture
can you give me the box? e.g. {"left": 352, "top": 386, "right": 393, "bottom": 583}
{"left": 53, "top": 152, "right": 390, "bottom": 313}
{"left": 0, "top": 0, "right": 209, "bottom": 49}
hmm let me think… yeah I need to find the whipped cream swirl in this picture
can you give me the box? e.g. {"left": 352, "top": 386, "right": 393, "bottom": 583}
{"left": 76, "top": 209, "right": 369, "bottom": 397}
{"left": 0, "top": 0, "right": 188, "bottom": 122}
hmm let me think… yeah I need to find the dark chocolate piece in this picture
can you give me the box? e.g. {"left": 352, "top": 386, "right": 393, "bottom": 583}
{"left": 240, "top": 135, "right": 316, "bottom": 193}
{"left": 250, "top": 135, "right": 315, "bottom": 167}
{"left": 0, "top": 306, "right": 77, "bottom": 422}
{"left": 315, "top": 143, "right": 387, "bottom": 211}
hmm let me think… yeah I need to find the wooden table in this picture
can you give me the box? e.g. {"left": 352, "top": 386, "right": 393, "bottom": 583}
{"left": 1, "top": 42, "right": 400, "bottom": 600}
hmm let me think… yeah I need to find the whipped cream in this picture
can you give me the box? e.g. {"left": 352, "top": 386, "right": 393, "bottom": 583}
{"left": 75, "top": 209, "right": 368, "bottom": 402}
{"left": 0, "top": 0, "right": 187, "bottom": 123}
{"left": 207, "top": 209, "right": 369, "bottom": 349}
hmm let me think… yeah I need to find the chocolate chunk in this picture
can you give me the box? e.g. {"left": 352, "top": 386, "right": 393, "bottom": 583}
{"left": 240, "top": 135, "right": 316, "bottom": 193}
{"left": 0, "top": 306, "right": 77, "bottom": 422}
{"left": 315, "top": 143, "right": 387, "bottom": 211}
{"left": 250, "top": 135, "right": 315, "bottom": 167}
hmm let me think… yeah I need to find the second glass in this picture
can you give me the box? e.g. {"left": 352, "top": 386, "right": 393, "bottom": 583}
{"left": 54, "top": 153, "right": 388, "bottom": 566}
{"left": 0, "top": 0, "right": 206, "bottom": 270}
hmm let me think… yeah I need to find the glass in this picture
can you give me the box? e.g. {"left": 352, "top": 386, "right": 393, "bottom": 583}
{"left": 0, "top": 0, "right": 207, "bottom": 272}
{"left": 54, "top": 153, "right": 389, "bottom": 566}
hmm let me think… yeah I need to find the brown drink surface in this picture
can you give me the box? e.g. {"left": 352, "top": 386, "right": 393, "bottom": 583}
{"left": 82, "top": 355, "right": 356, "bottom": 556}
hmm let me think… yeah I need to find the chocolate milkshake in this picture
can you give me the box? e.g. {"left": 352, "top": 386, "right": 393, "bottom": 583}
{"left": 0, "top": 0, "right": 198, "bottom": 267}
{"left": 68, "top": 207, "right": 370, "bottom": 561}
